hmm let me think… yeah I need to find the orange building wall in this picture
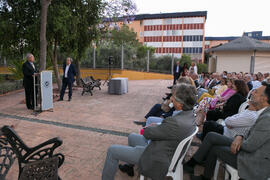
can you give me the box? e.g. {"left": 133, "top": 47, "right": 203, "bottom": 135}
{"left": 201, "top": 16, "right": 206, "bottom": 63}
{"left": 127, "top": 20, "right": 144, "bottom": 43}
{"left": 209, "top": 40, "right": 229, "bottom": 48}
{"left": 261, "top": 40, "right": 270, "bottom": 44}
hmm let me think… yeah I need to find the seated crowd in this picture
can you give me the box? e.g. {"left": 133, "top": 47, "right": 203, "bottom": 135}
{"left": 102, "top": 69, "right": 270, "bottom": 180}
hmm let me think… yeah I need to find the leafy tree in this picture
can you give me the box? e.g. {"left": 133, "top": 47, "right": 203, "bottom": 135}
{"left": 62, "top": 0, "right": 104, "bottom": 85}
{"left": 47, "top": 0, "right": 74, "bottom": 90}
{"left": 180, "top": 54, "right": 192, "bottom": 67}
{"left": 0, "top": 0, "right": 41, "bottom": 61}
{"left": 136, "top": 45, "right": 155, "bottom": 59}
{"left": 110, "top": 24, "right": 139, "bottom": 46}
{"left": 103, "top": 0, "right": 137, "bottom": 22}
{"left": 8, "top": 59, "right": 24, "bottom": 80}
{"left": 149, "top": 55, "right": 172, "bottom": 73}
{"left": 197, "top": 63, "right": 207, "bottom": 74}
{"left": 0, "top": 0, "right": 104, "bottom": 87}
{"left": 40, "top": 0, "right": 51, "bottom": 71}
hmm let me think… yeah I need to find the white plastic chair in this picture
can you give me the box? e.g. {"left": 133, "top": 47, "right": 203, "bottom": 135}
{"left": 214, "top": 159, "right": 240, "bottom": 180}
{"left": 140, "top": 127, "right": 198, "bottom": 180}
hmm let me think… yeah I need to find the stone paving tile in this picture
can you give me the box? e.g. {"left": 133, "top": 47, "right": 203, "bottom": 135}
{"left": 0, "top": 80, "right": 225, "bottom": 180}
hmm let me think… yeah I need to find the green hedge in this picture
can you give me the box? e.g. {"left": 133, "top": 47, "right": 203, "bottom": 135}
{"left": 0, "top": 80, "right": 23, "bottom": 95}
{"left": 197, "top": 63, "right": 208, "bottom": 74}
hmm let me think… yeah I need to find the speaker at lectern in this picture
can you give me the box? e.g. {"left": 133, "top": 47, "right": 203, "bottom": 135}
{"left": 33, "top": 71, "right": 53, "bottom": 111}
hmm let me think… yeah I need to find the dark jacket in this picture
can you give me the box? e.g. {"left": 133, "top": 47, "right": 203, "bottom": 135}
{"left": 173, "top": 64, "right": 182, "bottom": 75}
{"left": 138, "top": 110, "right": 196, "bottom": 180}
{"left": 222, "top": 93, "right": 246, "bottom": 119}
{"left": 207, "top": 79, "right": 217, "bottom": 89}
{"left": 22, "top": 61, "right": 37, "bottom": 88}
{"left": 62, "top": 63, "right": 76, "bottom": 83}
{"left": 247, "top": 81, "right": 253, "bottom": 91}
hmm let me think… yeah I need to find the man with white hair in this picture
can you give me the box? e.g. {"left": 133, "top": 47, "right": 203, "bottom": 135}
{"left": 58, "top": 57, "right": 76, "bottom": 101}
{"left": 102, "top": 83, "right": 197, "bottom": 180}
{"left": 22, "top": 53, "right": 38, "bottom": 109}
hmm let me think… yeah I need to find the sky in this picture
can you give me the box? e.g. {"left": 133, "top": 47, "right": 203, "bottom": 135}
{"left": 133, "top": 0, "right": 270, "bottom": 37}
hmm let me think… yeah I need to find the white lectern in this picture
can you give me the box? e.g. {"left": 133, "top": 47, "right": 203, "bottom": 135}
{"left": 34, "top": 71, "right": 53, "bottom": 112}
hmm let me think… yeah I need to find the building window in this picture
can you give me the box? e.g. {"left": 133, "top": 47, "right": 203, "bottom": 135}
{"left": 195, "top": 47, "right": 199, "bottom": 53}
{"left": 140, "top": 31, "right": 143, "bottom": 37}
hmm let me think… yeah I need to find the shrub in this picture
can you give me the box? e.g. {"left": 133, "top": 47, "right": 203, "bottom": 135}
{"left": 0, "top": 80, "right": 23, "bottom": 95}
{"left": 197, "top": 63, "right": 208, "bottom": 74}
{"left": 8, "top": 59, "right": 24, "bottom": 80}
{"left": 180, "top": 54, "right": 192, "bottom": 67}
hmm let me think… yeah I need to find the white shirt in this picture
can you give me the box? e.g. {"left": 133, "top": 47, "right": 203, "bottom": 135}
{"left": 224, "top": 109, "right": 258, "bottom": 139}
{"left": 193, "top": 66, "right": 198, "bottom": 74}
{"left": 172, "top": 110, "right": 182, "bottom": 117}
{"left": 64, "top": 65, "right": 70, "bottom": 78}
{"left": 30, "top": 62, "right": 35, "bottom": 70}
{"left": 252, "top": 80, "right": 261, "bottom": 90}
{"left": 257, "top": 107, "right": 267, "bottom": 117}
{"left": 176, "top": 65, "right": 179, "bottom": 73}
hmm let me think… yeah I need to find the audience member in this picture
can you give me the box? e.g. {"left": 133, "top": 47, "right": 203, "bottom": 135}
{"left": 195, "top": 78, "right": 235, "bottom": 125}
{"left": 189, "top": 62, "right": 198, "bottom": 74}
{"left": 222, "top": 71, "right": 228, "bottom": 78}
{"left": 200, "top": 101, "right": 257, "bottom": 140}
{"left": 264, "top": 72, "right": 269, "bottom": 80}
{"left": 205, "top": 79, "right": 248, "bottom": 121}
{"left": 134, "top": 76, "right": 195, "bottom": 127}
{"left": 181, "top": 63, "right": 189, "bottom": 77}
{"left": 184, "top": 81, "right": 270, "bottom": 180}
{"left": 244, "top": 74, "right": 253, "bottom": 90}
{"left": 190, "top": 73, "right": 200, "bottom": 88}
{"left": 102, "top": 83, "right": 197, "bottom": 180}
{"left": 252, "top": 73, "right": 261, "bottom": 89}
{"left": 197, "top": 77, "right": 227, "bottom": 103}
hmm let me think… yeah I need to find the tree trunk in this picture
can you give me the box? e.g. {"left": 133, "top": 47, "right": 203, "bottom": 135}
{"left": 39, "top": 0, "right": 51, "bottom": 71}
{"left": 52, "top": 39, "right": 62, "bottom": 91}
{"left": 75, "top": 59, "right": 81, "bottom": 86}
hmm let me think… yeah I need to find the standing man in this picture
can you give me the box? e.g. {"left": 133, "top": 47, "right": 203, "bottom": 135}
{"left": 22, "top": 53, "right": 38, "bottom": 110}
{"left": 58, "top": 57, "right": 76, "bottom": 101}
{"left": 173, "top": 61, "right": 182, "bottom": 85}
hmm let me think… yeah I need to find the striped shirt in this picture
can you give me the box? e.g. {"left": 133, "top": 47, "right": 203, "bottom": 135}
{"left": 223, "top": 109, "right": 258, "bottom": 139}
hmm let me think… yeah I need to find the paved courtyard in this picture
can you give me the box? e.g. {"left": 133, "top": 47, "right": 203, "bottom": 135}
{"left": 0, "top": 80, "right": 213, "bottom": 180}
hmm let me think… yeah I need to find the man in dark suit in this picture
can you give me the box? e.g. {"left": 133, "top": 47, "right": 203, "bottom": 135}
{"left": 58, "top": 57, "right": 76, "bottom": 101}
{"left": 184, "top": 82, "right": 270, "bottom": 180}
{"left": 22, "top": 53, "right": 38, "bottom": 109}
{"left": 244, "top": 74, "right": 253, "bottom": 91}
{"left": 173, "top": 61, "right": 182, "bottom": 85}
{"left": 101, "top": 83, "right": 197, "bottom": 180}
